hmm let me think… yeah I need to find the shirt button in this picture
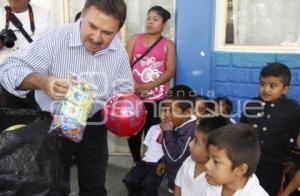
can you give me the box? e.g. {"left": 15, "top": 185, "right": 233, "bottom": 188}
{"left": 261, "top": 102, "right": 266, "bottom": 106}
{"left": 263, "top": 127, "right": 267, "bottom": 132}
{"left": 260, "top": 140, "right": 264, "bottom": 144}
{"left": 257, "top": 112, "right": 262, "bottom": 117}
{"left": 290, "top": 138, "right": 294, "bottom": 143}
{"left": 253, "top": 124, "right": 258, "bottom": 128}
{"left": 271, "top": 103, "right": 275, "bottom": 107}
{"left": 267, "top": 114, "right": 271, "bottom": 119}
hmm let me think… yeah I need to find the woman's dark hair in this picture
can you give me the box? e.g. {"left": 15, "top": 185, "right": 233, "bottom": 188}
{"left": 83, "top": 0, "right": 127, "bottom": 29}
{"left": 148, "top": 6, "right": 171, "bottom": 23}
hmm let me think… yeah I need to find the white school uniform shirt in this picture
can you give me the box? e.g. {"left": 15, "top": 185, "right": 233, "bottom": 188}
{"left": 206, "top": 174, "right": 269, "bottom": 196}
{"left": 175, "top": 156, "right": 207, "bottom": 196}
{"left": 143, "top": 124, "right": 164, "bottom": 163}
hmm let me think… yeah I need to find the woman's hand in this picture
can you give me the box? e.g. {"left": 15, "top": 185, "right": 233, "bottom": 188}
{"left": 134, "top": 83, "right": 150, "bottom": 99}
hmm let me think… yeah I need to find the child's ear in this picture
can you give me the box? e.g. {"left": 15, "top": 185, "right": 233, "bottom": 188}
{"left": 184, "top": 108, "right": 193, "bottom": 115}
{"left": 234, "top": 163, "right": 248, "bottom": 177}
{"left": 283, "top": 85, "right": 289, "bottom": 95}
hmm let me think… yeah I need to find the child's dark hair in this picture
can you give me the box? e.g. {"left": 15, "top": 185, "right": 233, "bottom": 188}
{"left": 260, "top": 62, "right": 291, "bottom": 86}
{"left": 166, "top": 84, "right": 196, "bottom": 112}
{"left": 197, "top": 116, "right": 230, "bottom": 135}
{"left": 207, "top": 123, "right": 260, "bottom": 177}
{"left": 148, "top": 6, "right": 171, "bottom": 23}
{"left": 215, "top": 96, "right": 233, "bottom": 114}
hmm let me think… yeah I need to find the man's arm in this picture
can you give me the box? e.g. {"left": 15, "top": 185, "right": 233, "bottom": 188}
{"left": 0, "top": 31, "right": 54, "bottom": 98}
{"left": 111, "top": 50, "right": 134, "bottom": 96}
{"left": 18, "top": 73, "right": 69, "bottom": 100}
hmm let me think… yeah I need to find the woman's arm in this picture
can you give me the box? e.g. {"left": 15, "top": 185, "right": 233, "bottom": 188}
{"left": 125, "top": 35, "right": 138, "bottom": 63}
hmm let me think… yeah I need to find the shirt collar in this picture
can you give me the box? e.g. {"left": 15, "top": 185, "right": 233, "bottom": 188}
{"left": 175, "top": 115, "right": 197, "bottom": 131}
{"left": 68, "top": 21, "right": 118, "bottom": 52}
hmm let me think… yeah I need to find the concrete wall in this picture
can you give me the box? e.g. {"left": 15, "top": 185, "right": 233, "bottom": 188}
{"left": 175, "top": 0, "right": 300, "bottom": 120}
{"left": 213, "top": 52, "right": 300, "bottom": 118}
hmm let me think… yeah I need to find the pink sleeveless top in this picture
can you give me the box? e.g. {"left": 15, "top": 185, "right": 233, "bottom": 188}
{"left": 132, "top": 34, "right": 170, "bottom": 101}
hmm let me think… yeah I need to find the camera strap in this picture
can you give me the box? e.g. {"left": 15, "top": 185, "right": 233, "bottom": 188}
{"left": 4, "top": 5, "right": 34, "bottom": 43}
{"left": 131, "top": 36, "right": 163, "bottom": 67}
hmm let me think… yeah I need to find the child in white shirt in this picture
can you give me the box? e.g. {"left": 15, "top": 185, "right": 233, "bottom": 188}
{"left": 205, "top": 123, "right": 268, "bottom": 196}
{"left": 123, "top": 106, "right": 167, "bottom": 196}
{"left": 174, "top": 116, "right": 229, "bottom": 196}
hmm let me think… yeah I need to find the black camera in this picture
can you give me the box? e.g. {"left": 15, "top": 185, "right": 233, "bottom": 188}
{"left": 0, "top": 28, "right": 17, "bottom": 48}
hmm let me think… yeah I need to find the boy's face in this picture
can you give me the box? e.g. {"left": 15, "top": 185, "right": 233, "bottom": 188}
{"left": 195, "top": 100, "right": 207, "bottom": 119}
{"left": 216, "top": 101, "right": 229, "bottom": 116}
{"left": 204, "top": 145, "right": 239, "bottom": 186}
{"left": 165, "top": 102, "right": 191, "bottom": 128}
{"left": 159, "top": 107, "right": 168, "bottom": 122}
{"left": 189, "top": 131, "right": 208, "bottom": 163}
{"left": 259, "top": 76, "right": 288, "bottom": 102}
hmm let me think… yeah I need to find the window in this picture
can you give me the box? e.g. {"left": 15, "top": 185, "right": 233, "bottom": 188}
{"left": 215, "top": 0, "right": 300, "bottom": 52}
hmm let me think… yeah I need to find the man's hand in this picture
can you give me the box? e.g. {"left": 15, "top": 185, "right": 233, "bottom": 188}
{"left": 156, "top": 161, "right": 166, "bottom": 176}
{"left": 44, "top": 75, "right": 69, "bottom": 100}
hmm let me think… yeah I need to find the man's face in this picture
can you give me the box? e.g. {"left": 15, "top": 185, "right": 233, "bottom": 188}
{"left": 80, "top": 6, "right": 119, "bottom": 53}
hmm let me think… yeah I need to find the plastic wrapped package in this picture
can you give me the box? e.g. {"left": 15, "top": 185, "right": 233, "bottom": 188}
{"left": 49, "top": 73, "right": 97, "bottom": 143}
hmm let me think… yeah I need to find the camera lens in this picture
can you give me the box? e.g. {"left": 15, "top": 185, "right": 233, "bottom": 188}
{"left": 0, "top": 29, "right": 17, "bottom": 48}
{"left": 3, "top": 37, "right": 15, "bottom": 48}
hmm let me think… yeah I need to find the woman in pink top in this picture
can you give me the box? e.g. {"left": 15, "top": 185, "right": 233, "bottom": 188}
{"left": 126, "top": 6, "right": 176, "bottom": 164}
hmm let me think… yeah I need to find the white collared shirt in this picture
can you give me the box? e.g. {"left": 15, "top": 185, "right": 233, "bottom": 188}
{"left": 175, "top": 156, "right": 207, "bottom": 196}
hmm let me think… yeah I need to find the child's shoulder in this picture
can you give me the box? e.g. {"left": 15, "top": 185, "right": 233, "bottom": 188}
{"left": 179, "top": 120, "right": 198, "bottom": 134}
{"left": 148, "top": 124, "right": 162, "bottom": 134}
{"left": 282, "top": 96, "right": 299, "bottom": 107}
{"left": 242, "top": 174, "right": 269, "bottom": 196}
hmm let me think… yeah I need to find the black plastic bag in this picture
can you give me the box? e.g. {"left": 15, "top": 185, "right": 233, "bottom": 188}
{"left": 0, "top": 115, "right": 66, "bottom": 196}
{"left": 0, "top": 108, "right": 39, "bottom": 132}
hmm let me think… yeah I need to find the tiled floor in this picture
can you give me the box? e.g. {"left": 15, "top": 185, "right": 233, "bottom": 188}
{"left": 70, "top": 155, "right": 172, "bottom": 196}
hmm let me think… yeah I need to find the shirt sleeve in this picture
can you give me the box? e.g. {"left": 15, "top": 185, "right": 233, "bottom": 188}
{"left": 175, "top": 160, "right": 184, "bottom": 187}
{"left": 110, "top": 49, "right": 134, "bottom": 97}
{"left": 0, "top": 32, "right": 52, "bottom": 97}
{"left": 143, "top": 125, "right": 155, "bottom": 146}
{"left": 162, "top": 131, "right": 192, "bottom": 163}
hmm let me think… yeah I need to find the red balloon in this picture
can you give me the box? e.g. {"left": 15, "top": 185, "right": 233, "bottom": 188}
{"left": 102, "top": 93, "right": 147, "bottom": 137}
